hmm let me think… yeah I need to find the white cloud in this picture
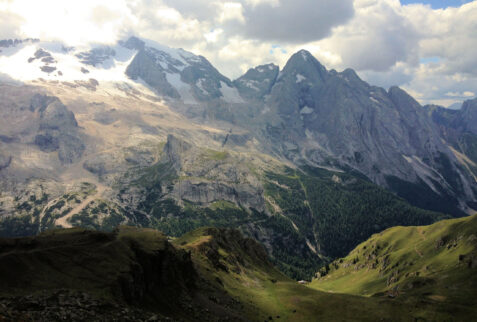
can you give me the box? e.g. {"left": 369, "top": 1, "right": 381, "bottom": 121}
{"left": 219, "top": 2, "right": 245, "bottom": 23}
{"left": 244, "top": 0, "right": 279, "bottom": 8}
{"left": 446, "top": 91, "right": 475, "bottom": 97}
{"left": 204, "top": 29, "right": 224, "bottom": 43}
{"left": 156, "top": 7, "right": 183, "bottom": 24}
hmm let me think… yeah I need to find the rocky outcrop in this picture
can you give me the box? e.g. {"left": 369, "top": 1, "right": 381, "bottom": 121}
{"left": 192, "top": 227, "right": 273, "bottom": 272}
{"left": 75, "top": 47, "right": 116, "bottom": 66}
{"left": 162, "top": 134, "right": 192, "bottom": 171}
{"left": 173, "top": 180, "right": 264, "bottom": 211}
{"left": 30, "top": 94, "right": 84, "bottom": 164}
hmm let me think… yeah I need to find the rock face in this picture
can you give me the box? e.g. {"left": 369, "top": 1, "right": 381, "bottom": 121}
{"left": 229, "top": 50, "right": 477, "bottom": 214}
{"left": 75, "top": 47, "right": 116, "bottom": 66}
{"left": 125, "top": 47, "right": 181, "bottom": 99}
{"left": 162, "top": 134, "right": 192, "bottom": 170}
{"left": 461, "top": 99, "right": 477, "bottom": 133}
{"left": 431, "top": 98, "right": 477, "bottom": 135}
{"left": 124, "top": 36, "right": 235, "bottom": 103}
{"left": 31, "top": 94, "right": 84, "bottom": 164}
{"left": 152, "top": 135, "right": 266, "bottom": 212}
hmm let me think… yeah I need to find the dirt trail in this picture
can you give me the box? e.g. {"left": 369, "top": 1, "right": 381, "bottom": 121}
{"left": 56, "top": 184, "right": 107, "bottom": 228}
{"left": 414, "top": 246, "right": 424, "bottom": 258}
{"left": 417, "top": 227, "right": 427, "bottom": 240}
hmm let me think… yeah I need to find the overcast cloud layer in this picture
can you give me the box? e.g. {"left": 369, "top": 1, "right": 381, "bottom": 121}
{"left": 0, "top": 0, "right": 476, "bottom": 106}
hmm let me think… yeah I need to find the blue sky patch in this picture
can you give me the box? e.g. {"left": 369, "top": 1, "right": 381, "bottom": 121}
{"left": 400, "top": 0, "right": 472, "bottom": 9}
{"left": 270, "top": 45, "right": 287, "bottom": 55}
{"left": 420, "top": 56, "right": 441, "bottom": 64}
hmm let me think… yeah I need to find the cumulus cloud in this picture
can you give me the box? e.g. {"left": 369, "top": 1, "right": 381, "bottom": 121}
{"left": 233, "top": 0, "right": 355, "bottom": 43}
{"left": 315, "top": 0, "right": 420, "bottom": 71}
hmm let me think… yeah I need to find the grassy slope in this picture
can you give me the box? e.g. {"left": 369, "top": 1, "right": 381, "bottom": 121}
{"left": 1, "top": 224, "right": 475, "bottom": 321}
{"left": 173, "top": 227, "right": 464, "bottom": 322}
{"left": 310, "top": 214, "right": 477, "bottom": 319}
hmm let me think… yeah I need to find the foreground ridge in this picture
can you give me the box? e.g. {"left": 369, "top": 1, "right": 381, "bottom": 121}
{"left": 1, "top": 225, "right": 476, "bottom": 321}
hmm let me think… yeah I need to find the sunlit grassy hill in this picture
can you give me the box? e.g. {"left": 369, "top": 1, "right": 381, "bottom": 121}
{"left": 311, "top": 214, "right": 477, "bottom": 319}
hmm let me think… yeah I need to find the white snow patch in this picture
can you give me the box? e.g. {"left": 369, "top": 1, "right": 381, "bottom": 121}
{"left": 296, "top": 74, "right": 306, "bottom": 83}
{"left": 196, "top": 78, "right": 207, "bottom": 94}
{"left": 141, "top": 38, "right": 191, "bottom": 65}
{"left": 261, "top": 106, "right": 271, "bottom": 115}
{"left": 240, "top": 79, "right": 260, "bottom": 91}
{"left": 0, "top": 41, "right": 137, "bottom": 84}
{"left": 178, "top": 48, "right": 200, "bottom": 62}
{"left": 305, "top": 129, "right": 314, "bottom": 139}
{"left": 370, "top": 97, "right": 380, "bottom": 104}
{"left": 220, "top": 81, "right": 244, "bottom": 103}
{"left": 166, "top": 73, "right": 196, "bottom": 104}
{"left": 300, "top": 106, "right": 314, "bottom": 114}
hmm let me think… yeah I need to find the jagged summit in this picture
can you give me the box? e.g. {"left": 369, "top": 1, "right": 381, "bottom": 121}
{"left": 233, "top": 63, "right": 279, "bottom": 100}
{"left": 280, "top": 49, "right": 328, "bottom": 84}
{"left": 120, "top": 36, "right": 145, "bottom": 50}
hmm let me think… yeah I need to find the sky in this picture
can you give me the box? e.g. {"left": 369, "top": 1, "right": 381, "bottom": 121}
{"left": 0, "top": 0, "right": 476, "bottom": 106}
{"left": 400, "top": 0, "right": 473, "bottom": 8}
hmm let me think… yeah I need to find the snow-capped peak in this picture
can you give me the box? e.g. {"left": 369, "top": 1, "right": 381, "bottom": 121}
{"left": 0, "top": 36, "right": 240, "bottom": 104}
{"left": 0, "top": 39, "right": 139, "bottom": 83}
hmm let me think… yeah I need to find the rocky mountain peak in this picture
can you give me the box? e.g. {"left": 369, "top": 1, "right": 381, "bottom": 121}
{"left": 280, "top": 49, "right": 328, "bottom": 84}
{"left": 120, "top": 36, "right": 146, "bottom": 50}
{"left": 123, "top": 36, "right": 237, "bottom": 103}
{"left": 339, "top": 68, "right": 363, "bottom": 84}
{"left": 233, "top": 63, "right": 279, "bottom": 100}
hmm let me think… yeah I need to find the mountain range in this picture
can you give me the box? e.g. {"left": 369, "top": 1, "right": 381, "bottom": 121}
{"left": 0, "top": 36, "right": 476, "bottom": 281}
